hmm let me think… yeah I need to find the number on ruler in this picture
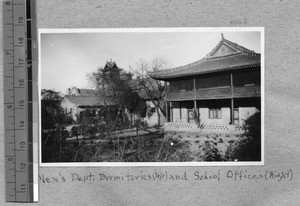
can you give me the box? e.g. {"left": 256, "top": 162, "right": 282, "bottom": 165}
{"left": 18, "top": 58, "right": 24, "bottom": 66}
{"left": 19, "top": 100, "right": 25, "bottom": 107}
{"left": 20, "top": 162, "right": 26, "bottom": 170}
{"left": 7, "top": 157, "right": 14, "bottom": 161}
{"left": 19, "top": 121, "right": 25, "bottom": 127}
{"left": 18, "top": 37, "right": 24, "bottom": 45}
{"left": 18, "top": 17, "right": 24, "bottom": 24}
{"left": 18, "top": 79, "right": 24, "bottom": 86}
{"left": 21, "top": 184, "right": 26, "bottom": 191}
{"left": 20, "top": 141, "right": 26, "bottom": 149}
{"left": 7, "top": 104, "right": 14, "bottom": 111}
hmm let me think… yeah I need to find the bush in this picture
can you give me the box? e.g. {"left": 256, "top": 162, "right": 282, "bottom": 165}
{"left": 226, "top": 112, "right": 261, "bottom": 161}
{"left": 198, "top": 135, "right": 224, "bottom": 161}
{"left": 71, "top": 126, "right": 79, "bottom": 137}
{"left": 156, "top": 132, "right": 193, "bottom": 162}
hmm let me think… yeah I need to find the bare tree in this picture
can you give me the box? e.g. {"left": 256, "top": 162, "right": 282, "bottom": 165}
{"left": 129, "top": 57, "right": 167, "bottom": 126}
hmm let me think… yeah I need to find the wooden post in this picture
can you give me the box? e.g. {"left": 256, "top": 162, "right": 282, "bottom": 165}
{"left": 230, "top": 73, "right": 234, "bottom": 124}
{"left": 166, "top": 101, "right": 169, "bottom": 122}
{"left": 170, "top": 102, "right": 173, "bottom": 122}
{"left": 193, "top": 77, "right": 198, "bottom": 122}
{"left": 164, "top": 81, "right": 169, "bottom": 122}
{"left": 193, "top": 77, "right": 196, "bottom": 99}
{"left": 194, "top": 100, "right": 198, "bottom": 123}
{"left": 165, "top": 81, "right": 168, "bottom": 100}
{"left": 231, "top": 98, "right": 234, "bottom": 125}
{"left": 230, "top": 73, "right": 233, "bottom": 97}
{"left": 179, "top": 101, "right": 182, "bottom": 120}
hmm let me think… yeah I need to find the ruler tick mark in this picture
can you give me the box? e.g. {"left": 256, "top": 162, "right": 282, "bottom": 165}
{"left": 4, "top": 0, "right": 38, "bottom": 202}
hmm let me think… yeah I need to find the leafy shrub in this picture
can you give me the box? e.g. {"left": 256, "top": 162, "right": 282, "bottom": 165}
{"left": 71, "top": 126, "right": 79, "bottom": 137}
{"left": 156, "top": 132, "right": 193, "bottom": 162}
{"left": 226, "top": 112, "right": 261, "bottom": 161}
{"left": 199, "top": 136, "right": 223, "bottom": 161}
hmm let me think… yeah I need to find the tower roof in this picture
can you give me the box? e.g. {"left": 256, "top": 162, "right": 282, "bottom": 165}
{"left": 101, "top": 59, "right": 123, "bottom": 72}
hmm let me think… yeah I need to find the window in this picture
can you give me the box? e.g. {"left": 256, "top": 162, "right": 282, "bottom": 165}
{"left": 70, "top": 108, "right": 73, "bottom": 115}
{"left": 150, "top": 108, "right": 156, "bottom": 113}
{"left": 209, "top": 108, "right": 222, "bottom": 119}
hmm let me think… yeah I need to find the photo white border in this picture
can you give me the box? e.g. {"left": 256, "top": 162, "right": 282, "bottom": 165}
{"left": 38, "top": 27, "right": 264, "bottom": 167}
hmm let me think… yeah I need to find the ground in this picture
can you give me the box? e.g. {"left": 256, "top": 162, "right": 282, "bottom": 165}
{"left": 167, "top": 131, "right": 242, "bottom": 161}
{"left": 58, "top": 125, "right": 244, "bottom": 162}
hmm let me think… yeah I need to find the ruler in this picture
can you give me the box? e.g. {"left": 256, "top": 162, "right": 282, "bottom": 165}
{"left": 3, "top": 0, "right": 38, "bottom": 202}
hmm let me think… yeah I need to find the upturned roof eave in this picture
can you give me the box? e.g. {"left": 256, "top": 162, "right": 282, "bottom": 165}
{"left": 149, "top": 63, "right": 261, "bottom": 81}
{"left": 149, "top": 36, "right": 260, "bottom": 81}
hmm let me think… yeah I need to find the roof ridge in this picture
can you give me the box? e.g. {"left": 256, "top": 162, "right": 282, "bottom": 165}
{"left": 149, "top": 57, "right": 206, "bottom": 77}
{"left": 222, "top": 38, "right": 257, "bottom": 54}
{"left": 149, "top": 36, "right": 260, "bottom": 79}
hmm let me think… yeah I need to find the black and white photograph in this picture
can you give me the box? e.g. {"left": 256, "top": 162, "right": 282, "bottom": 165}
{"left": 39, "top": 28, "right": 264, "bottom": 166}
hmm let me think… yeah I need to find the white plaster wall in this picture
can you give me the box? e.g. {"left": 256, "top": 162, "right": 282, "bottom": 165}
{"left": 143, "top": 109, "right": 165, "bottom": 126}
{"left": 199, "top": 108, "right": 209, "bottom": 124}
{"left": 199, "top": 107, "right": 230, "bottom": 124}
{"left": 222, "top": 107, "right": 231, "bottom": 124}
{"left": 181, "top": 108, "right": 188, "bottom": 123}
{"left": 140, "top": 101, "right": 166, "bottom": 126}
{"left": 70, "top": 87, "right": 79, "bottom": 95}
{"left": 239, "top": 107, "right": 259, "bottom": 125}
{"left": 61, "top": 99, "right": 79, "bottom": 121}
{"left": 172, "top": 108, "right": 181, "bottom": 122}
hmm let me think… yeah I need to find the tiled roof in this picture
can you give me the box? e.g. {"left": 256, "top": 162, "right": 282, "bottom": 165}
{"left": 77, "top": 89, "right": 98, "bottom": 96}
{"left": 64, "top": 78, "right": 161, "bottom": 105}
{"left": 102, "top": 59, "right": 123, "bottom": 72}
{"left": 149, "top": 37, "right": 260, "bottom": 80}
{"left": 64, "top": 95, "right": 116, "bottom": 107}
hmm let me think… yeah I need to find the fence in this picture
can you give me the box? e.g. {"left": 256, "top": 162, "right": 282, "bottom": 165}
{"left": 164, "top": 122, "right": 244, "bottom": 134}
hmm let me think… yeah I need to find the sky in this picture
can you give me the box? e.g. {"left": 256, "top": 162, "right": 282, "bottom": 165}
{"left": 40, "top": 28, "right": 262, "bottom": 94}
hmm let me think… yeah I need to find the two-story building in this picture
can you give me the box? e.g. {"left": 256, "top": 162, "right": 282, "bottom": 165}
{"left": 149, "top": 34, "right": 261, "bottom": 134}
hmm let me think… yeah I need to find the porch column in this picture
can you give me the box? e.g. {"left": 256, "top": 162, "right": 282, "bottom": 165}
{"left": 170, "top": 102, "right": 173, "bottom": 122}
{"left": 166, "top": 101, "right": 169, "bottom": 122}
{"left": 165, "top": 81, "right": 169, "bottom": 122}
{"left": 231, "top": 98, "right": 234, "bottom": 124}
{"left": 193, "top": 77, "right": 196, "bottom": 99}
{"left": 179, "top": 102, "right": 182, "bottom": 120}
{"left": 230, "top": 73, "right": 234, "bottom": 97}
{"left": 194, "top": 100, "right": 198, "bottom": 123}
{"left": 193, "top": 78, "right": 198, "bottom": 122}
{"left": 230, "top": 73, "right": 234, "bottom": 124}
